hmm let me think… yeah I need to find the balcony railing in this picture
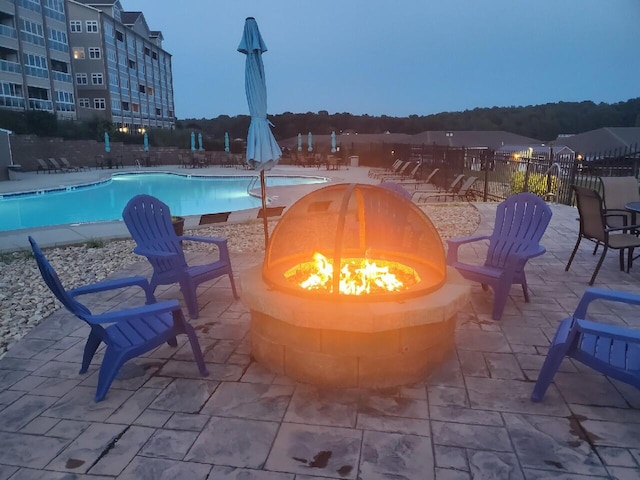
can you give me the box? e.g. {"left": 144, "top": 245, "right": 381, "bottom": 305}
{"left": 28, "top": 98, "right": 53, "bottom": 111}
{"left": 52, "top": 71, "right": 72, "bottom": 83}
{"left": 0, "top": 96, "right": 25, "bottom": 108}
{"left": 0, "top": 25, "right": 17, "bottom": 39}
{"left": 0, "top": 59, "right": 21, "bottom": 74}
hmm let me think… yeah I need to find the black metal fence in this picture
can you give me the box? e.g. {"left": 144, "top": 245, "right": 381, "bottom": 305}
{"left": 361, "top": 142, "right": 640, "bottom": 206}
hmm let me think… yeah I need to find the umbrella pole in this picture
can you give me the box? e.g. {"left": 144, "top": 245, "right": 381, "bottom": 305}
{"left": 260, "top": 170, "right": 269, "bottom": 248}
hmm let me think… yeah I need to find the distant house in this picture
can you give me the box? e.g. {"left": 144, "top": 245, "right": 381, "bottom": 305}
{"left": 495, "top": 143, "right": 576, "bottom": 162}
{"left": 555, "top": 127, "right": 640, "bottom": 159}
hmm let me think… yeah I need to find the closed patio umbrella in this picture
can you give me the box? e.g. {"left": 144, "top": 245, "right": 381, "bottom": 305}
{"left": 190, "top": 132, "right": 196, "bottom": 151}
{"left": 104, "top": 132, "right": 110, "bottom": 153}
{"left": 331, "top": 131, "right": 337, "bottom": 153}
{"left": 238, "top": 17, "right": 282, "bottom": 247}
{"left": 308, "top": 132, "right": 313, "bottom": 152}
{"left": 224, "top": 132, "right": 230, "bottom": 153}
{"left": 297, "top": 133, "right": 302, "bottom": 152}
{"left": 143, "top": 132, "right": 149, "bottom": 152}
{"left": 198, "top": 132, "right": 204, "bottom": 151}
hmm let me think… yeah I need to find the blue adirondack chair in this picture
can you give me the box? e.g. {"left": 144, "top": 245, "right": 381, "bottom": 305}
{"left": 446, "top": 192, "right": 552, "bottom": 320}
{"left": 28, "top": 236, "right": 208, "bottom": 402}
{"left": 123, "top": 194, "right": 238, "bottom": 319}
{"left": 532, "top": 287, "right": 640, "bottom": 402}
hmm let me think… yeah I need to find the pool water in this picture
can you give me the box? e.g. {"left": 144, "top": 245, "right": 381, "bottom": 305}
{"left": 0, "top": 173, "right": 327, "bottom": 232}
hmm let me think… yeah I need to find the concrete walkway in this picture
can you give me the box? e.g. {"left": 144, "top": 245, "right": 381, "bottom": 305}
{"left": 1, "top": 169, "right": 640, "bottom": 478}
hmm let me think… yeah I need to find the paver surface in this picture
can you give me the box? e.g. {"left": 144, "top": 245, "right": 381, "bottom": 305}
{"left": 1, "top": 167, "right": 640, "bottom": 478}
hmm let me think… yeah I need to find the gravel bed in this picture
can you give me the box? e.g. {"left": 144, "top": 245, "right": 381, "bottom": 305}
{"left": 0, "top": 203, "right": 480, "bottom": 357}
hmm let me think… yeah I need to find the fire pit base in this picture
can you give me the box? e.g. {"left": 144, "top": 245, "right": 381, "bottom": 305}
{"left": 241, "top": 265, "right": 470, "bottom": 388}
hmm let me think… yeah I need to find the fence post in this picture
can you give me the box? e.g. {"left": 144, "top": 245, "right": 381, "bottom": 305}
{"left": 482, "top": 154, "right": 489, "bottom": 202}
{"left": 523, "top": 159, "right": 531, "bottom": 193}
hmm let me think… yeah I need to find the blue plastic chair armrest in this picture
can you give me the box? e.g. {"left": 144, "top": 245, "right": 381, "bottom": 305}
{"left": 70, "top": 276, "right": 151, "bottom": 297}
{"left": 133, "top": 247, "right": 178, "bottom": 259}
{"left": 446, "top": 235, "right": 491, "bottom": 265}
{"left": 179, "top": 235, "right": 228, "bottom": 247}
{"left": 575, "top": 318, "right": 640, "bottom": 343}
{"left": 447, "top": 234, "right": 491, "bottom": 247}
{"left": 574, "top": 287, "right": 640, "bottom": 319}
{"left": 87, "top": 299, "right": 181, "bottom": 324}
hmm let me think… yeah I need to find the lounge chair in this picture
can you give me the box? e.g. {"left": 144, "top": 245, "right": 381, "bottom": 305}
{"left": 414, "top": 175, "right": 477, "bottom": 203}
{"left": 123, "top": 194, "right": 238, "bottom": 319}
{"left": 368, "top": 160, "right": 402, "bottom": 177}
{"left": 410, "top": 173, "right": 465, "bottom": 202}
{"left": 36, "top": 158, "right": 57, "bottom": 174}
{"left": 59, "top": 157, "right": 85, "bottom": 171}
{"left": 531, "top": 287, "right": 640, "bottom": 402}
{"left": 370, "top": 161, "right": 408, "bottom": 179}
{"left": 48, "top": 158, "right": 70, "bottom": 173}
{"left": 28, "top": 236, "right": 208, "bottom": 402}
{"left": 447, "top": 192, "right": 552, "bottom": 320}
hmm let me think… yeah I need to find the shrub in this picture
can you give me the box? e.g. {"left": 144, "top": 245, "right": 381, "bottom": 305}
{"left": 510, "top": 171, "right": 558, "bottom": 197}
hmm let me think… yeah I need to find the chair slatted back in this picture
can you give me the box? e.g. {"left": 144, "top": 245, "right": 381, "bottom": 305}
{"left": 122, "top": 195, "right": 188, "bottom": 274}
{"left": 486, "top": 192, "right": 552, "bottom": 269}
{"left": 29, "top": 237, "right": 91, "bottom": 318}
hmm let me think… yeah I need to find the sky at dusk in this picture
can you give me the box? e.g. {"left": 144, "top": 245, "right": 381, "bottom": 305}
{"left": 124, "top": 0, "right": 639, "bottom": 120}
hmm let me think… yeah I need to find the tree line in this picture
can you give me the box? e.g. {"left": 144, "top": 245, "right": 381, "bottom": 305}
{"left": 1, "top": 97, "right": 638, "bottom": 145}
{"left": 182, "top": 97, "right": 640, "bottom": 142}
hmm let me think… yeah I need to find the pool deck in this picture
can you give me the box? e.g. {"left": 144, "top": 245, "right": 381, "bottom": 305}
{"left": 0, "top": 164, "right": 374, "bottom": 252}
{"left": 1, "top": 165, "right": 640, "bottom": 478}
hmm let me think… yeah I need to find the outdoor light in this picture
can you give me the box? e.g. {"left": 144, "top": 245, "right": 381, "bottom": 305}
{"left": 119, "top": 126, "right": 128, "bottom": 133}
{"left": 138, "top": 127, "right": 146, "bottom": 134}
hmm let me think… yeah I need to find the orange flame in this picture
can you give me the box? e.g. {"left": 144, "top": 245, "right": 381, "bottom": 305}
{"left": 286, "top": 252, "right": 419, "bottom": 295}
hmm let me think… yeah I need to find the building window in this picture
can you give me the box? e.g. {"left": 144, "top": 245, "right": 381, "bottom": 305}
{"left": 152, "top": 51, "right": 157, "bottom": 60}
{"left": 78, "top": 97, "right": 90, "bottom": 108}
{"left": 111, "top": 99, "right": 120, "bottom": 111}
{"left": 23, "top": 53, "right": 49, "bottom": 78}
{"left": 86, "top": 20, "right": 98, "bottom": 33}
{"left": 116, "top": 30, "right": 124, "bottom": 42}
{"left": 138, "top": 84, "right": 145, "bottom": 93}
{"left": 88, "top": 47, "right": 101, "bottom": 59}
{"left": 93, "top": 98, "right": 106, "bottom": 109}
{"left": 132, "top": 103, "right": 139, "bottom": 113}
{"left": 128, "top": 59, "right": 135, "bottom": 69}
{"left": 19, "top": 19, "right": 45, "bottom": 46}
{"left": 76, "top": 73, "right": 88, "bottom": 85}
{"left": 91, "top": 73, "right": 103, "bottom": 85}
{"left": 72, "top": 47, "right": 85, "bottom": 60}
{"left": 122, "top": 101, "right": 130, "bottom": 111}
{"left": 69, "top": 20, "right": 81, "bottom": 33}
{"left": 147, "top": 86, "right": 153, "bottom": 96}
{"left": 155, "top": 107, "right": 161, "bottom": 116}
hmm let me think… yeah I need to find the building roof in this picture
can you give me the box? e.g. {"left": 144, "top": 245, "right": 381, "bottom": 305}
{"left": 555, "top": 127, "right": 640, "bottom": 155}
{"left": 279, "top": 131, "right": 542, "bottom": 150}
{"left": 121, "top": 11, "right": 142, "bottom": 25}
{"left": 72, "top": 0, "right": 118, "bottom": 5}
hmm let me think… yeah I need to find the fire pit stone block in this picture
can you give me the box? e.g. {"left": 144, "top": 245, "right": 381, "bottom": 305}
{"left": 241, "top": 265, "right": 470, "bottom": 388}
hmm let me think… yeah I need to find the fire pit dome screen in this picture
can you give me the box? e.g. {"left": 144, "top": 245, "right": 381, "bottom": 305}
{"left": 263, "top": 183, "right": 446, "bottom": 300}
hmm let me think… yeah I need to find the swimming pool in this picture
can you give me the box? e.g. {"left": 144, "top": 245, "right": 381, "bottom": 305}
{"left": 0, "top": 172, "right": 328, "bottom": 232}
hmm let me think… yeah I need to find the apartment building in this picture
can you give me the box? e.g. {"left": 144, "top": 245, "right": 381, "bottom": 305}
{"left": 0, "top": 0, "right": 175, "bottom": 129}
{"left": 0, "top": 0, "right": 76, "bottom": 119}
{"left": 68, "top": 0, "right": 175, "bottom": 130}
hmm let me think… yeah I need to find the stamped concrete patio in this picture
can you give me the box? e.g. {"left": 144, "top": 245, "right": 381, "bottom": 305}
{"left": 1, "top": 200, "right": 640, "bottom": 479}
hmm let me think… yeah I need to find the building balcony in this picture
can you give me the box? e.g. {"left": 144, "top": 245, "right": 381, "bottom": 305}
{"left": 28, "top": 98, "right": 53, "bottom": 111}
{"left": 0, "top": 95, "right": 25, "bottom": 109}
{"left": 0, "top": 24, "right": 16, "bottom": 39}
{"left": 52, "top": 71, "right": 72, "bottom": 83}
{"left": 0, "top": 58, "right": 20, "bottom": 74}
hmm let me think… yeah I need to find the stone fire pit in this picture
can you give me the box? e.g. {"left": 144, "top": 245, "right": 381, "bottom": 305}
{"left": 241, "top": 265, "right": 469, "bottom": 388}
{"left": 241, "top": 183, "right": 470, "bottom": 387}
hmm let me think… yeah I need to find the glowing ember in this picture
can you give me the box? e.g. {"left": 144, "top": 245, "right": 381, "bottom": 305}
{"left": 284, "top": 252, "right": 421, "bottom": 295}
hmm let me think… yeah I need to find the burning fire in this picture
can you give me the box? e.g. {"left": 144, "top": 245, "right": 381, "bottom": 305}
{"left": 285, "top": 252, "right": 420, "bottom": 295}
